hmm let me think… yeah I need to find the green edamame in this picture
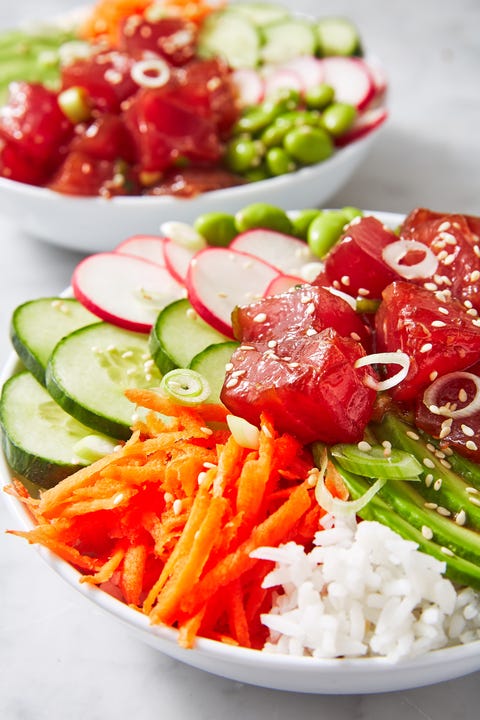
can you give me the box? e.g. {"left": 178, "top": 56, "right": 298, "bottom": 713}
{"left": 341, "top": 206, "right": 363, "bottom": 222}
{"left": 322, "top": 102, "right": 357, "bottom": 137}
{"left": 225, "top": 137, "right": 264, "bottom": 173}
{"left": 235, "top": 203, "right": 293, "bottom": 234}
{"left": 194, "top": 212, "right": 237, "bottom": 247}
{"left": 290, "top": 208, "right": 322, "bottom": 240}
{"left": 283, "top": 126, "right": 333, "bottom": 164}
{"left": 304, "top": 84, "right": 335, "bottom": 110}
{"left": 307, "top": 210, "right": 349, "bottom": 258}
{"left": 265, "top": 147, "right": 296, "bottom": 176}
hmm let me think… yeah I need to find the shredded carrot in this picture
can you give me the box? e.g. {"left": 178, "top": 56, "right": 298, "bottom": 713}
{"left": 8, "top": 393, "right": 348, "bottom": 650}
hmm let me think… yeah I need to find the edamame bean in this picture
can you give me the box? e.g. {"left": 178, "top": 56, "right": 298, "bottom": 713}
{"left": 283, "top": 126, "right": 334, "bottom": 164}
{"left": 225, "top": 137, "right": 264, "bottom": 173}
{"left": 265, "top": 147, "right": 296, "bottom": 176}
{"left": 307, "top": 210, "right": 348, "bottom": 258}
{"left": 304, "top": 83, "right": 335, "bottom": 110}
{"left": 322, "top": 102, "right": 357, "bottom": 137}
{"left": 341, "top": 206, "right": 363, "bottom": 222}
{"left": 233, "top": 103, "right": 278, "bottom": 134}
{"left": 290, "top": 208, "right": 322, "bottom": 240}
{"left": 194, "top": 212, "right": 237, "bottom": 247}
{"left": 235, "top": 203, "right": 293, "bottom": 234}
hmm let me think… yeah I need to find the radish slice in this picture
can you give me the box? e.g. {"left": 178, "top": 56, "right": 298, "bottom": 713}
{"left": 231, "top": 68, "right": 265, "bottom": 107}
{"left": 335, "top": 107, "right": 388, "bottom": 147}
{"left": 72, "top": 252, "right": 185, "bottom": 334}
{"left": 279, "top": 56, "right": 325, "bottom": 91}
{"left": 163, "top": 237, "right": 195, "bottom": 284}
{"left": 230, "top": 229, "right": 317, "bottom": 275}
{"left": 263, "top": 68, "right": 303, "bottom": 97}
{"left": 320, "top": 57, "right": 375, "bottom": 110}
{"left": 186, "top": 247, "right": 279, "bottom": 337}
{"left": 115, "top": 235, "right": 166, "bottom": 266}
{"left": 264, "top": 273, "right": 304, "bottom": 296}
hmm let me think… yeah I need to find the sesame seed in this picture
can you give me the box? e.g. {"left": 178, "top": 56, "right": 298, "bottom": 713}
{"left": 440, "top": 546, "right": 454, "bottom": 556}
{"left": 431, "top": 320, "right": 446, "bottom": 328}
{"left": 423, "top": 458, "right": 435, "bottom": 469}
{"left": 357, "top": 440, "right": 372, "bottom": 452}
{"left": 466, "top": 487, "right": 479, "bottom": 495}
{"left": 340, "top": 275, "right": 351, "bottom": 286}
{"left": 173, "top": 499, "right": 182, "bottom": 515}
{"left": 438, "top": 306, "right": 449, "bottom": 315}
{"left": 350, "top": 332, "right": 361, "bottom": 341}
{"left": 469, "top": 496, "right": 480, "bottom": 507}
{"left": 225, "top": 377, "right": 239, "bottom": 388}
{"left": 440, "top": 458, "right": 452, "bottom": 469}
{"left": 357, "top": 288, "right": 370, "bottom": 296}
{"left": 424, "top": 502, "right": 438, "bottom": 509}
{"left": 438, "top": 221, "right": 451, "bottom": 232}
{"left": 424, "top": 282, "right": 438, "bottom": 292}
{"left": 197, "top": 471, "right": 207, "bottom": 486}
{"left": 421, "top": 525, "right": 434, "bottom": 540}
{"left": 253, "top": 312, "right": 267, "bottom": 323}
{"left": 261, "top": 424, "right": 273, "bottom": 438}
{"left": 305, "top": 302, "right": 315, "bottom": 315}
{"left": 425, "top": 474, "right": 434, "bottom": 487}
{"left": 470, "top": 270, "right": 480, "bottom": 282}
{"left": 225, "top": 362, "right": 234, "bottom": 371}
{"left": 306, "top": 328, "right": 317, "bottom": 336}
{"left": 461, "top": 424, "right": 475, "bottom": 437}
{"left": 240, "top": 345, "right": 255, "bottom": 351}
{"left": 455, "top": 509, "right": 467, "bottom": 526}
{"left": 200, "top": 426, "right": 213, "bottom": 436}
{"left": 458, "top": 387, "right": 468, "bottom": 403}
{"left": 433, "top": 478, "right": 443, "bottom": 491}
{"left": 466, "top": 440, "right": 478, "bottom": 451}
{"left": 406, "top": 430, "right": 420, "bottom": 440}
{"left": 217, "top": 291, "right": 228, "bottom": 298}
{"left": 232, "top": 369, "right": 246, "bottom": 378}
{"left": 113, "top": 493, "right": 124, "bottom": 506}
{"left": 203, "top": 462, "right": 216, "bottom": 469}
{"left": 420, "top": 343, "right": 433, "bottom": 353}
{"left": 437, "top": 506, "right": 451, "bottom": 516}
{"left": 164, "top": 492, "right": 174, "bottom": 503}
{"left": 267, "top": 340, "right": 277, "bottom": 348}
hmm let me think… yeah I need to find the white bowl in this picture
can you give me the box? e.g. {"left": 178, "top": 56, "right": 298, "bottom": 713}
{"left": 2, "top": 230, "right": 480, "bottom": 697}
{"left": 0, "top": 132, "right": 378, "bottom": 253}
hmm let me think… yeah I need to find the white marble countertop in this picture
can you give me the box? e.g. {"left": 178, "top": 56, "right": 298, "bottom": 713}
{"left": 1, "top": 1, "right": 479, "bottom": 718}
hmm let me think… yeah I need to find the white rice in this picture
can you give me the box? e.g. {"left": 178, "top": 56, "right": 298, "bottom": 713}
{"left": 251, "top": 517, "right": 480, "bottom": 661}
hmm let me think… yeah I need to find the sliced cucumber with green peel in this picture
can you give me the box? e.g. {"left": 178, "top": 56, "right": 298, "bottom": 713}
{"left": 189, "top": 341, "right": 239, "bottom": 404}
{"left": 10, "top": 297, "right": 97, "bottom": 385}
{"left": 315, "top": 17, "right": 362, "bottom": 57}
{"left": 149, "top": 298, "right": 230, "bottom": 375}
{"left": 46, "top": 322, "right": 162, "bottom": 440}
{"left": 228, "top": 2, "right": 290, "bottom": 27}
{"left": 260, "top": 19, "right": 317, "bottom": 64}
{"left": 0, "top": 371, "right": 112, "bottom": 489}
{"left": 198, "top": 10, "right": 260, "bottom": 69}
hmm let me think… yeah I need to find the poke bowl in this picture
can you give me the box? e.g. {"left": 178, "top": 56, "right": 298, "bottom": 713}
{"left": 0, "top": 0, "right": 388, "bottom": 252}
{"left": 2, "top": 205, "right": 480, "bottom": 694}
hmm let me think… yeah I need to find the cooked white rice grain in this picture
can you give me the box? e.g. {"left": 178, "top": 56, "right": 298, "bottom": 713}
{"left": 251, "top": 518, "right": 480, "bottom": 661}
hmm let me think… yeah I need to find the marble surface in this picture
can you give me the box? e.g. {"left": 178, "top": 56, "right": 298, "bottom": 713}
{"left": 1, "top": 1, "right": 479, "bottom": 717}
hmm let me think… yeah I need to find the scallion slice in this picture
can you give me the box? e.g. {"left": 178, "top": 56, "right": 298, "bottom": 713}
{"left": 331, "top": 442, "right": 422, "bottom": 479}
{"left": 159, "top": 369, "right": 211, "bottom": 405}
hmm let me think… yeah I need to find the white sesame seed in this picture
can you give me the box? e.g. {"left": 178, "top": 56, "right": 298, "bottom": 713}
{"left": 469, "top": 496, "right": 480, "bottom": 507}
{"left": 225, "top": 377, "right": 239, "bottom": 388}
{"left": 455, "top": 509, "right": 467, "bottom": 525}
{"left": 253, "top": 313, "right": 267, "bottom": 323}
{"left": 466, "top": 487, "right": 479, "bottom": 495}
{"left": 406, "top": 430, "right": 420, "bottom": 440}
{"left": 425, "top": 474, "right": 434, "bottom": 487}
{"left": 434, "top": 478, "right": 443, "bottom": 491}
{"left": 438, "top": 306, "right": 449, "bottom": 315}
{"left": 200, "top": 426, "right": 213, "bottom": 436}
{"left": 420, "top": 343, "right": 433, "bottom": 353}
{"left": 421, "top": 525, "right": 434, "bottom": 540}
{"left": 340, "top": 275, "right": 351, "bottom": 286}
{"left": 267, "top": 340, "right": 277, "bottom": 348}
{"left": 357, "top": 440, "right": 372, "bottom": 452}
{"left": 423, "top": 458, "right": 435, "bottom": 469}
{"left": 424, "top": 502, "right": 438, "bottom": 509}
{"left": 357, "top": 288, "right": 370, "bottom": 297}
{"left": 225, "top": 362, "right": 234, "bottom": 371}
{"left": 424, "top": 282, "right": 438, "bottom": 292}
{"left": 437, "top": 506, "right": 451, "bottom": 516}
{"left": 197, "top": 471, "right": 207, "bottom": 486}
{"left": 431, "top": 320, "right": 446, "bottom": 328}
{"left": 306, "top": 328, "right": 317, "bottom": 336}
{"left": 203, "top": 462, "right": 216, "bottom": 469}
{"left": 440, "top": 546, "right": 454, "bottom": 556}
{"left": 466, "top": 440, "right": 478, "bottom": 451}
{"left": 173, "top": 499, "right": 182, "bottom": 515}
{"left": 461, "top": 424, "right": 475, "bottom": 437}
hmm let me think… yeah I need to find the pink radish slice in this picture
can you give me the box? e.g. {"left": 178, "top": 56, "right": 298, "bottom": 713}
{"left": 335, "top": 107, "right": 388, "bottom": 147}
{"left": 186, "top": 247, "right": 279, "bottom": 337}
{"left": 72, "top": 252, "right": 185, "bottom": 334}
{"left": 115, "top": 235, "right": 166, "bottom": 266}
{"left": 279, "top": 56, "right": 325, "bottom": 91}
{"left": 163, "top": 237, "right": 195, "bottom": 284}
{"left": 230, "top": 229, "right": 317, "bottom": 275}
{"left": 365, "top": 57, "right": 388, "bottom": 100}
{"left": 263, "top": 68, "right": 303, "bottom": 97}
{"left": 231, "top": 68, "right": 265, "bottom": 106}
{"left": 264, "top": 273, "right": 305, "bottom": 296}
{"left": 320, "top": 57, "right": 375, "bottom": 110}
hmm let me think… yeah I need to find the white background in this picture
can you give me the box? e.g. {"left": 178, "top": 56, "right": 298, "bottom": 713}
{"left": 1, "top": 1, "right": 479, "bottom": 718}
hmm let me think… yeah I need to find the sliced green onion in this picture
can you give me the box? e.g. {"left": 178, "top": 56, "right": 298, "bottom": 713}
{"left": 315, "top": 467, "right": 387, "bottom": 517}
{"left": 226, "top": 414, "right": 260, "bottom": 449}
{"left": 58, "top": 86, "right": 91, "bottom": 123}
{"left": 73, "top": 435, "right": 118, "bottom": 463}
{"left": 159, "top": 369, "right": 211, "bottom": 405}
{"left": 331, "top": 443, "right": 423, "bottom": 480}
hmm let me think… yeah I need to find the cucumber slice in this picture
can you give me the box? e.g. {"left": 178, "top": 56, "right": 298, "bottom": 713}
{"left": 189, "top": 341, "right": 239, "bottom": 404}
{"left": 10, "top": 297, "right": 97, "bottom": 385}
{"left": 260, "top": 19, "right": 317, "bottom": 64}
{"left": 315, "top": 17, "right": 362, "bottom": 57}
{"left": 198, "top": 10, "right": 260, "bottom": 69}
{"left": 46, "top": 323, "right": 162, "bottom": 440}
{"left": 149, "top": 298, "right": 230, "bottom": 375}
{"left": 0, "top": 371, "right": 108, "bottom": 489}
{"left": 228, "top": 2, "right": 290, "bottom": 27}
